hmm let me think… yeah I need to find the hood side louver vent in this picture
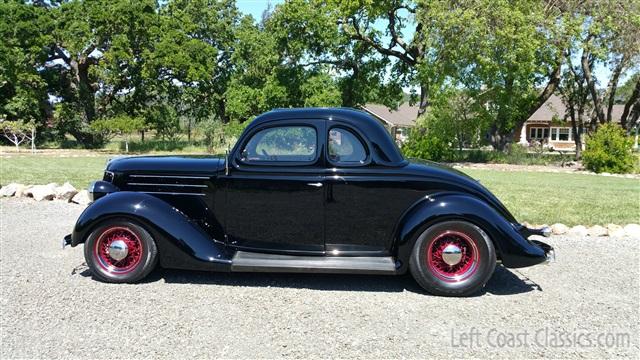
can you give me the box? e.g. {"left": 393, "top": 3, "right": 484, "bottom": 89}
{"left": 123, "top": 174, "right": 209, "bottom": 196}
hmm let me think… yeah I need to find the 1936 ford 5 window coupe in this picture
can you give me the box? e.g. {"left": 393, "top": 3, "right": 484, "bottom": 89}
{"left": 64, "top": 108, "right": 554, "bottom": 296}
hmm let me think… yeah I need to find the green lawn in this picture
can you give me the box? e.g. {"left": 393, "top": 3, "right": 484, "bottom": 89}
{"left": 1, "top": 155, "right": 638, "bottom": 225}
{"left": 1, "top": 155, "right": 108, "bottom": 189}
{"left": 464, "top": 169, "right": 639, "bottom": 226}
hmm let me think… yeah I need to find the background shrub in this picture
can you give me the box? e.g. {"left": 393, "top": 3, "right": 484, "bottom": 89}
{"left": 402, "top": 128, "right": 454, "bottom": 162}
{"left": 582, "top": 123, "right": 635, "bottom": 174}
{"left": 197, "top": 118, "right": 248, "bottom": 153}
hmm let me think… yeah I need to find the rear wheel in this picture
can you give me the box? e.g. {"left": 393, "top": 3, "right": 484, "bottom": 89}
{"left": 409, "top": 220, "right": 496, "bottom": 296}
{"left": 84, "top": 218, "right": 158, "bottom": 283}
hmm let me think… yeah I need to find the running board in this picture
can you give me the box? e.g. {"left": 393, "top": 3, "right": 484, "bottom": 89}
{"left": 231, "top": 251, "right": 398, "bottom": 274}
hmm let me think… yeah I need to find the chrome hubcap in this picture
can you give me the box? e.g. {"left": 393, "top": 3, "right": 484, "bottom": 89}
{"left": 108, "top": 240, "right": 129, "bottom": 261}
{"left": 441, "top": 244, "right": 463, "bottom": 266}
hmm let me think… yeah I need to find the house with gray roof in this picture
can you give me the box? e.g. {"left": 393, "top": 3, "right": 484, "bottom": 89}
{"left": 361, "top": 103, "right": 419, "bottom": 142}
{"left": 365, "top": 95, "right": 629, "bottom": 150}
{"left": 516, "top": 94, "right": 625, "bottom": 150}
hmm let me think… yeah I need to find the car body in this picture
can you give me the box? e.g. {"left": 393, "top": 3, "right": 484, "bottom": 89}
{"left": 65, "top": 108, "right": 554, "bottom": 296}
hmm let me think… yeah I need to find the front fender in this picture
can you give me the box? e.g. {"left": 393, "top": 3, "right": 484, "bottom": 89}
{"left": 71, "top": 192, "right": 231, "bottom": 271}
{"left": 394, "top": 192, "right": 546, "bottom": 270}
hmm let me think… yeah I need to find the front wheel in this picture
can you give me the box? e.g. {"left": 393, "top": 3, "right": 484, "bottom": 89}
{"left": 409, "top": 221, "right": 496, "bottom": 296}
{"left": 84, "top": 218, "right": 158, "bottom": 283}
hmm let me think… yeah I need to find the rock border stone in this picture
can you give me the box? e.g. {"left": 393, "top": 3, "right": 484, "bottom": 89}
{"left": 1, "top": 182, "right": 84, "bottom": 203}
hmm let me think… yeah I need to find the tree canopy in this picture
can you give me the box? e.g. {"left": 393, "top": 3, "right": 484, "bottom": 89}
{"left": 0, "top": 0, "right": 638, "bottom": 149}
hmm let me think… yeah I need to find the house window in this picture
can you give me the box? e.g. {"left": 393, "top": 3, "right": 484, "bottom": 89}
{"left": 529, "top": 127, "right": 549, "bottom": 140}
{"left": 550, "top": 127, "right": 572, "bottom": 142}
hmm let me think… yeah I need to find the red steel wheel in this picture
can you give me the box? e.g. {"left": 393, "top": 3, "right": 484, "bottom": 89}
{"left": 426, "top": 230, "right": 479, "bottom": 282}
{"left": 94, "top": 226, "right": 144, "bottom": 275}
{"left": 410, "top": 221, "right": 496, "bottom": 297}
{"left": 84, "top": 218, "right": 158, "bottom": 283}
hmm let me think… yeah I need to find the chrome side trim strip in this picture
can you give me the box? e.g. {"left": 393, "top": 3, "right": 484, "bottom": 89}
{"left": 127, "top": 182, "right": 208, "bottom": 188}
{"left": 141, "top": 191, "right": 206, "bottom": 196}
{"left": 129, "top": 174, "right": 210, "bottom": 179}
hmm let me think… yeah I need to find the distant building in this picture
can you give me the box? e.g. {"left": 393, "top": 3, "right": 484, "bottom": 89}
{"left": 361, "top": 103, "right": 419, "bottom": 143}
{"left": 364, "top": 95, "right": 629, "bottom": 150}
{"left": 516, "top": 94, "right": 625, "bottom": 150}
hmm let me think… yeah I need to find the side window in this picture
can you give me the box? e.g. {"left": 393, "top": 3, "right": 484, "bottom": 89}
{"left": 328, "top": 128, "right": 367, "bottom": 164}
{"left": 241, "top": 126, "right": 317, "bottom": 163}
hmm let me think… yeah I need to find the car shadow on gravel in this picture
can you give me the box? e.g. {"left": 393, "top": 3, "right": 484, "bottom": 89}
{"left": 76, "top": 264, "right": 539, "bottom": 296}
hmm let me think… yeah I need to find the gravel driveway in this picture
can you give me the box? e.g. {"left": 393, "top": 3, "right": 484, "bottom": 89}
{"left": 1, "top": 198, "right": 638, "bottom": 359}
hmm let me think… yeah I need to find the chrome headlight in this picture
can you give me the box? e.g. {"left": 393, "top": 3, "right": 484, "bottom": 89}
{"left": 88, "top": 180, "right": 119, "bottom": 202}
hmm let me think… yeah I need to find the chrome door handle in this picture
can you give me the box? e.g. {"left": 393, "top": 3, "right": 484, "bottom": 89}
{"left": 307, "top": 182, "right": 323, "bottom": 187}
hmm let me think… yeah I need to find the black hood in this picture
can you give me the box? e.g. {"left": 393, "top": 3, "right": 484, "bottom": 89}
{"left": 106, "top": 155, "right": 224, "bottom": 176}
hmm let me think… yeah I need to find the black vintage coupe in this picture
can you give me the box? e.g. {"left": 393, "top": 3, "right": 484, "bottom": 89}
{"left": 64, "top": 108, "right": 554, "bottom": 296}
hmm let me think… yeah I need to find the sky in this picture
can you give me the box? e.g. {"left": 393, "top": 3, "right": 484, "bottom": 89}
{"left": 237, "top": 0, "right": 284, "bottom": 21}
{"left": 236, "top": 0, "right": 626, "bottom": 89}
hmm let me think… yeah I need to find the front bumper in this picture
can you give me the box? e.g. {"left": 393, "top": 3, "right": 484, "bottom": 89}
{"left": 531, "top": 239, "right": 555, "bottom": 265}
{"left": 521, "top": 223, "right": 555, "bottom": 265}
{"left": 62, "top": 234, "right": 72, "bottom": 249}
{"left": 500, "top": 224, "right": 555, "bottom": 267}
{"left": 522, "top": 225, "right": 555, "bottom": 264}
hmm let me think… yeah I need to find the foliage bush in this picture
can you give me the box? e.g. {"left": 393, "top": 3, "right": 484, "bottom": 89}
{"left": 457, "top": 149, "right": 566, "bottom": 166}
{"left": 197, "top": 119, "right": 248, "bottom": 153}
{"left": 401, "top": 88, "right": 488, "bottom": 162}
{"left": 582, "top": 123, "right": 635, "bottom": 174}
{"left": 502, "top": 143, "right": 529, "bottom": 164}
{"left": 145, "top": 105, "right": 180, "bottom": 142}
{"left": 90, "top": 115, "right": 145, "bottom": 152}
{"left": 402, "top": 128, "right": 454, "bottom": 162}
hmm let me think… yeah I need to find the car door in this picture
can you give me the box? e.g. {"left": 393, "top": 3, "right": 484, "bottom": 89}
{"left": 224, "top": 120, "right": 326, "bottom": 254}
{"left": 324, "top": 124, "right": 418, "bottom": 255}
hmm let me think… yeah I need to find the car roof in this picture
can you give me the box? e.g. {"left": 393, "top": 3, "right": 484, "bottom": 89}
{"left": 253, "top": 107, "right": 370, "bottom": 123}
{"left": 246, "top": 107, "right": 407, "bottom": 166}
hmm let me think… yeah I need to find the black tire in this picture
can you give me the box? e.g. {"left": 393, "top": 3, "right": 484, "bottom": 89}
{"left": 84, "top": 217, "right": 158, "bottom": 283}
{"left": 409, "top": 220, "right": 496, "bottom": 297}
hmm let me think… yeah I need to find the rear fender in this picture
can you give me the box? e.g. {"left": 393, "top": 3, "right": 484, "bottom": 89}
{"left": 394, "top": 192, "right": 546, "bottom": 271}
{"left": 71, "top": 192, "right": 231, "bottom": 271}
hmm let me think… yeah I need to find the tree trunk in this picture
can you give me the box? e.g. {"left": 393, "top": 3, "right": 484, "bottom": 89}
{"left": 489, "top": 123, "right": 511, "bottom": 151}
{"left": 629, "top": 104, "right": 640, "bottom": 133}
{"left": 77, "top": 61, "right": 96, "bottom": 124}
{"left": 50, "top": 44, "right": 100, "bottom": 148}
{"left": 187, "top": 118, "right": 192, "bottom": 142}
{"left": 216, "top": 97, "right": 229, "bottom": 123}
{"left": 507, "top": 58, "right": 562, "bottom": 151}
{"left": 581, "top": 49, "right": 605, "bottom": 124}
{"left": 417, "top": 84, "right": 429, "bottom": 117}
{"left": 568, "top": 105, "right": 582, "bottom": 160}
{"left": 620, "top": 78, "right": 640, "bottom": 130}
{"left": 31, "top": 128, "right": 35, "bottom": 154}
{"left": 605, "top": 57, "right": 625, "bottom": 122}
{"left": 66, "top": 56, "right": 99, "bottom": 148}
{"left": 68, "top": 128, "right": 102, "bottom": 148}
